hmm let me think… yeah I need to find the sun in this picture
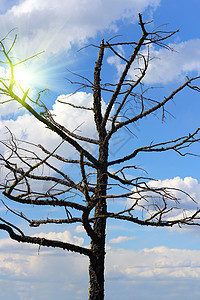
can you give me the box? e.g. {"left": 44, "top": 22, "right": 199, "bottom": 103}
{"left": 14, "top": 65, "right": 34, "bottom": 90}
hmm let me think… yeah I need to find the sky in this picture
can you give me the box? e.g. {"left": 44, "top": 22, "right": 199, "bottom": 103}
{"left": 0, "top": 0, "right": 200, "bottom": 299}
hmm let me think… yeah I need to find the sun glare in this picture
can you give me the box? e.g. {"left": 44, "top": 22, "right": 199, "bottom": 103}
{"left": 14, "top": 65, "right": 34, "bottom": 90}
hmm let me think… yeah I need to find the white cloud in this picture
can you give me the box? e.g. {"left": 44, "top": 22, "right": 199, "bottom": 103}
{"left": 108, "top": 39, "right": 200, "bottom": 85}
{"left": 146, "top": 177, "right": 200, "bottom": 209}
{"left": 0, "top": 92, "right": 98, "bottom": 157}
{"left": 0, "top": 92, "right": 100, "bottom": 196}
{"left": 74, "top": 225, "right": 86, "bottom": 234}
{"left": 125, "top": 177, "right": 200, "bottom": 234}
{"left": 33, "top": 230, "right": 84, "bottom": 246}
{"left": 0, "top": 238, "right": 89, "bottom": 300}
{"left": 127, "top": 177, "right": 200, "bottom": 211}
{"left": 0, "top": 99, "right": 21, "bottom": 119}
{"left": 108, "top": 235, "right": 136, "bottom": 244}
{"left": 0, "top": 0, "right": 160, "bottom": 56}
{"left": 106, "top": 246, "right": 200, "bottom": 280}
{"left": 139, "top": 39, "right": 200, "bottom": 84}
{"left": 52, "top": 93, "right": 97, "bottom": 141}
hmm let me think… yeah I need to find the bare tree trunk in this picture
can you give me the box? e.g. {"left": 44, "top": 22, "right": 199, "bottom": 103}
{"left": 89, "top": 140, "right": 108, "bottom": 300}
{"left": 89, "top": 201, "right": 106, "bottom": 299}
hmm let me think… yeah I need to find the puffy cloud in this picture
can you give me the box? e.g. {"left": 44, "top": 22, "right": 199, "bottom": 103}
{"left": 0, "top": 91, "right": 100, "bottom": 201}
{"left": 33, "top": 230, "right": 84, "bottom": 246}
{"left": 74, "top": 225, "right": 86, "bottom": 234}
{"left": 145, "top": 176, "right": 200, "bottom": 209}
{"left": 0, "top": 99, "right": 22, "bottom": 119}
{"left": 108, "top": 235, "right": 136, "bottom": 244}
{"left": 108, "top": 39, "right": 200, "bottom": 85}
{"left": 0, "top": 113, "right": 55, "bottom": 149}
{"left": 127, "top": 176, "right": 200, "bottom": 210}
{"left": 0, "top": 92, "right": 114, "bottom": 174}
{"left": 0, "top": 92, "right": 98, "bottom": 156}
{"left": 126, "top": 177, "right": 200, "bottom": 234}
{"left": 138, "top": 39, "right": 200, "bottom": 84}
{"left": 52, "top": 93, "right": 98, "bottom": 141}
{"left": 0, "top": 0, "right": 160, "bottom": 56}
{"left": 0, "top": 92, "right": 100, "bottom": 198}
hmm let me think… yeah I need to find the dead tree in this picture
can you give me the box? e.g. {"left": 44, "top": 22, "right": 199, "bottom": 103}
{"left": 0, "top": 14, "right": 200, "bottom": 300}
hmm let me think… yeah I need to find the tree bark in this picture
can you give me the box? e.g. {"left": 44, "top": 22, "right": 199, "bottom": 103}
{"left": 89, "top": 200, "right": 106, "bottom": 299}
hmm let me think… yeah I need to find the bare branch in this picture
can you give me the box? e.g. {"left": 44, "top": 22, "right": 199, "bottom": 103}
{"left": 29, "top": 217, "right": 83, "bottom": 227}
{"left": 38, "top": 144, "right": 95, "bottom": 168}
{"left": 93, "top": 39, "right": 104, "bottom": 132}
{"left": 2, "top": 191, "right": 86, "bottom": 211}
{"left": 0, "top": 223, "right": 93, "bottom": 257}
{"left": 57, "top": 99, "right": 93, "bottom": 111}
{"left": 108, "top": 128, "right": 200, "bottom": 166}
{"left": 105, "top": 76, "right": 200, "bottom": 143}
{"left": 105, "top": 211, "right": 200, "bottom": 227}
{"left": 102, "top": 14, "right": 148, "bottom": 128}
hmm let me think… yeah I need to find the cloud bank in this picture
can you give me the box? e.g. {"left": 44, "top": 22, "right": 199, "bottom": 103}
{"left": 0, "top": 237, "right": 88, "bottom": 300}
{"left": 1, "top": 237, "right": 200, "bottom": 299}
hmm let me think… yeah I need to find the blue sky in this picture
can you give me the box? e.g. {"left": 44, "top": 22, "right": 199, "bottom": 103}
{"left": 0, "top": 0, "right": 200, "bottom": 299}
